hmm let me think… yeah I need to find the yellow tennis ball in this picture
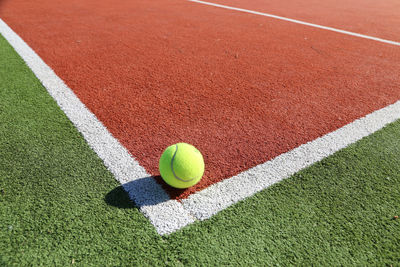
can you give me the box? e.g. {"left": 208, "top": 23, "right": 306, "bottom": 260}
{"left": 159, "top": 143, "right": 205, "bottom": 189}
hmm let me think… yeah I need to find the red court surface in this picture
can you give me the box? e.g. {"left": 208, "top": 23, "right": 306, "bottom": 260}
{"left": 205, "top": 0, "right": 400, "bottom": 41}
{"left": 1, "top": 0, "right": 399, "bottom": 199}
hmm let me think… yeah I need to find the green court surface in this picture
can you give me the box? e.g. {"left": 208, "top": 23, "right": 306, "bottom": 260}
{"left": 0, "top": 35, "right": 399, "bottom": 266}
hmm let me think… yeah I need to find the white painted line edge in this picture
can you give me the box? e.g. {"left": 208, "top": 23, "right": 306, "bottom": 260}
{"left": 0, "top": 18, "right": 195, "bottom": 235}
{"left": 182, "top": 101, "right": 400, "bottom": 219}
{"left": 188, "top": 0, "right": 400, "bottom": 47}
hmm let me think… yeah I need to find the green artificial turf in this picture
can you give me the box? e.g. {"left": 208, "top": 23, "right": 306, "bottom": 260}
{"left": 0, "top": 33, "right": 399, "bottom": 266}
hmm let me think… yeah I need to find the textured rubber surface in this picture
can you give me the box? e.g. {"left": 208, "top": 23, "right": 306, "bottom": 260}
{"left": 188, "top": 0, "right": 400, "bottom": 46}
{"left": 205, "top": 0, "right": 400, "bottom": 42}
{"left": 1, "top": 0, "right": 399, "bottom": 199}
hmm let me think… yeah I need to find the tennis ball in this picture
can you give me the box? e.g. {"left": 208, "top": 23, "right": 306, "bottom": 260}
{"left": 159, "top": 143, "right": 205, "bottom": 189}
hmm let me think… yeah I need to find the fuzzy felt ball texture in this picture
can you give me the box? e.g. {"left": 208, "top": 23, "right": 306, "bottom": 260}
{"left": 159, "top": 143, "right": 205, "bottom": 189}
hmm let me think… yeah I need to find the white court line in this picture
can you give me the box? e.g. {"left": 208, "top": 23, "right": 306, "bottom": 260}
{"left": 2, "top": 11, "right": 400, "bottom": 235}
{"left": 181, "top": 101, "right": 400, "bottom": 219}
{"left": 0, "top": 18, "right": 194, "bottom": 235}
{"left": 188, "top": 0, "right": 400, "bottom": 47}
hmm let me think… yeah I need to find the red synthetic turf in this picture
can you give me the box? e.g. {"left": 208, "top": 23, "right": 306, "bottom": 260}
{"left": 206, "top": 0, "right": 400, "bottom": 42}
{"left": 1, "top": 0, "right": 399, "bottom": 199}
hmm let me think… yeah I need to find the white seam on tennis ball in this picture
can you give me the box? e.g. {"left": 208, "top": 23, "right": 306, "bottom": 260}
{"left": 171, "top": 144, "right": 197, "bottom": 182}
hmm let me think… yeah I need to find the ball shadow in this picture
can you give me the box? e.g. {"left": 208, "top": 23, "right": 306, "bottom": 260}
{"left": 105, "top": 185, "right": 136, "bottom": 209}
{"left": 105, "top": 176, "right": 180, "bottom": 209}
